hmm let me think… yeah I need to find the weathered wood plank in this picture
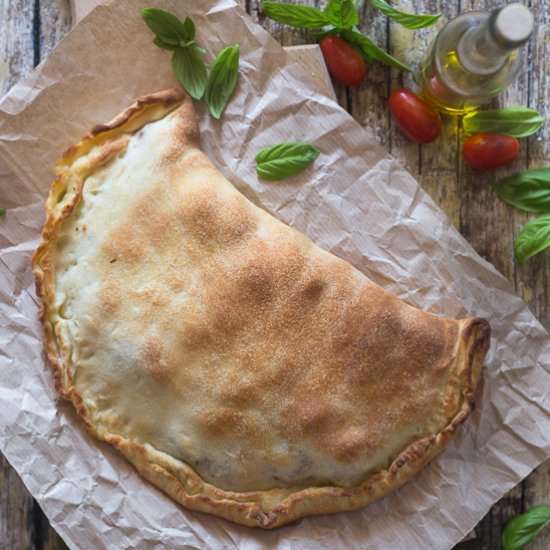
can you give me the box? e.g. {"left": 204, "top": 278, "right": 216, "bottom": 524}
{"left": 40, "top": 0, "right": 72, "bottom": 56}
{"left": 0, "top": 1, "right": 71, "bottom": 548}
{"left": 0, "top": 0, "right": 35, "bottom": 97}
{"left": 525, "top": 462, "right": 550, "bottom": 550}
{"left": 350, "top": 0, "right": 391, "bottom": 150}
{"left": 0, "top": 453, "right": 60, "bottom": 550}
{"left": 0, "top": 454, "right": 35, "bottom": 550}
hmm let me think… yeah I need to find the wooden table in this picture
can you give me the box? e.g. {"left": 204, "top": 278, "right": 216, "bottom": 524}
{"left": 1, "top": 0, "right": 548, "bottom": 548}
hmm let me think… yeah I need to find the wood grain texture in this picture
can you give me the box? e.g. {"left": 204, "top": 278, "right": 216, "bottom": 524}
{"left": 40, "top": 0, "right": 72, "bottom": 56}
{"left": 0, "top": 0, "right": 549, "bottom": 548}
{"left": 524, "top": 462, "right": 550, "bottom": 550}
{"left": 1, "top": 2, "right": 72, "bottom": 548}
{"left": 0, "top": 0, "right": 35, "bottom": 97}
{"left": 0, "top": 456, "right": 35, "bottom": 550}
{"left": 0, "top": 456, "right": 60, "bottom": 550}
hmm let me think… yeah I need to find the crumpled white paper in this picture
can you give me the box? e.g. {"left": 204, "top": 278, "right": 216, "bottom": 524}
{"left": 0, "top": 1, "right": 548, "bottom": 549}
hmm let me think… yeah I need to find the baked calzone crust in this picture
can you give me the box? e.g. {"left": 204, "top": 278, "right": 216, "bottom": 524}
{"left": 33, "top": 89, "right": 490, "bottom": 528}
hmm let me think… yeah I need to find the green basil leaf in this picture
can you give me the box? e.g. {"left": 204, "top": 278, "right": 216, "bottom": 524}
{"left": 493, "top": 168, "right": 550, "bottom": 212}
{"left": 463, "top": 108, "right": 545, "bottom": 138}
{"left": 153, "top": 37, "right": 178, "bottom": 51}
{"left": 141, "top": 8, "right": 187, "bottom": 44}
{"left": 205, "top": 45, "right": 240, "bottom": 119}
{"left": 342, "top": 28, "right": 411, "bottom": 72}
{"left": 172, "top": 46, "right": 208, "bottom": 100}
{"left": 371, "top": 0, "right": 440, "bottom": 29}
{"left": 502, "top": 505, "right": 550, "bottom": 549}
{"left": 324, "top": 0, "right": 359, "bottom": 30}
{"left": 514, "top": 214, "right": 550, "bottom": 264}
{"left": 256, "top": 142, "right": 320, "bottom": 181}
{"left": 0, "top": 206, "right": 5, "bottom": 216}
{"left": 182, "top": 17, "right": 195, "bottom": 41}
{"left": 262, "top": 1, "right": 329, "bottom": 28}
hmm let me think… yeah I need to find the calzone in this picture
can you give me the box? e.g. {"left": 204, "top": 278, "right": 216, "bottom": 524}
{"left": 33, "top": 89, "right": 490, "bottom": 528}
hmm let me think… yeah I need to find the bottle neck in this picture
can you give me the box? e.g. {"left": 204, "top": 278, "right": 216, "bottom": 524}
{"left": 457, "top": 22, "right": 513, "bottom": 76}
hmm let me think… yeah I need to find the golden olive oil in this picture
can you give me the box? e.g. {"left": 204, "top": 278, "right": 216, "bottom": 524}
{"left": 417, "top": 4, "right": 533, "bottom": 114}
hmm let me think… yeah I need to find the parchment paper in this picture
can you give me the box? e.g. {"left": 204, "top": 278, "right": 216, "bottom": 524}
{"left": 0, "top": 1, "right": 548, "bottom": 548}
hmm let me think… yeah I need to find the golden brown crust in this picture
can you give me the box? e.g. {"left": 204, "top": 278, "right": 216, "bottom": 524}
{"left": 32, "top": 89, "right": 491, "bottom": 529}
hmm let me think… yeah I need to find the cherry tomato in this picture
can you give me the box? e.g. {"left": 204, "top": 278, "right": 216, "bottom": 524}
{"left": 320, "top": 35, "right": 367, "bottom": 87}
{"left": 423, "top": 75, "right": 455, "bottom": 106}
{"left": 389, "top": 88, "right": 441, "bottom": 144}
{"left": 462, "top": 133, "right": 520, "bottom": 171}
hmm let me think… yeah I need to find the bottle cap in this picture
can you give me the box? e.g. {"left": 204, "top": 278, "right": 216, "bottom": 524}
{"left": 490, "top": 3, "right": 534, "bottom": 49}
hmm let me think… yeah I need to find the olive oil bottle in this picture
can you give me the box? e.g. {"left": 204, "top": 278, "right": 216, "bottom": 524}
{"left": 418, "top": 3, "right": 533, "bottom": 114}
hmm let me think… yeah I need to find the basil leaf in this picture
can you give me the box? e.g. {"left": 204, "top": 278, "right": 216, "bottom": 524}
{"left": 153, "top": 37, "right": 178, "bottom": 51}
{"left": 205, "top": 45, "right": 240, "bottom": 119}
{"left": 463, "top": 108, "right": 545, "bottom": 138}
{"left": 262, "top": 1, "right": 329, "bottom": 29}
{"left": 324, "top": 0, "right": 359, "bottom": 30}
{"left": 182, "top": 17, "right": 195, "bottom": 41}
{"left": 0, "top": 206, "right": 5, "bottom": 216}
{"left": 514, "top": 214, "right": 550, "bottom": 264}
{"left": 172, "top": 46, "right": 208, "bottom": 100}
{"left": 493, "top": 168, "right": 550, "bottom": 212}
{"left": 256, "top": 142, "right": 320, "bottom": 181}
{"left": 371, "top": 0, "right": 440, "bottom": 29}
{"left": 502, "top": 505, "right": 550, "bottom": 549}
{"left": 141, "top": 8, "right": 187, "bottom": 44}
{"left": 342, "top": 28, "right": 411, "bottom": 72}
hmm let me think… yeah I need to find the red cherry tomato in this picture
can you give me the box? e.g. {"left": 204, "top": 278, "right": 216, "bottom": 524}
{"left": 320, "top": 35, "right": 367, "bottom": 87}
{"left": 389, "top": 88, "right": 441, "bottom": 144}
{"left": 423, "top": 75, "right": 455, "bottom": 105}
{"left": 462, "top": 133, "right": 520, "bottom": 171}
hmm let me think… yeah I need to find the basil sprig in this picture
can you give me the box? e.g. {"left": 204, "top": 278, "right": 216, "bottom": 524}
{"left": 206, "top": 46, "right": 240, "bottom": 119}
{"left": 494, "top": 168, "right": 550, "bottom": 213}
{"left": 502, "top": 504, "right": 550, "bottom": 549}
{"left": 463, "top": 108, "right": 545, "bottom": 138}
{"left": 256, "top": 142, "right": 320, "bottom": 181}
{"left": 142, "top": 9, "right": 208, "bottom": 100}
{"left": 493, "top": 168, "right": 550, "bottom": 262}
{"left": 371, "top": 0, "right": 440, "bottom": 29}
{"left": 142, "top": 9, "right": 240, "bottom": 117}
{"left": 261, "top": 0, "right": 412, "bottom": 72}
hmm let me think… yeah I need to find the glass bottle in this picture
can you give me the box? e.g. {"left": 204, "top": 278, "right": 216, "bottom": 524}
{"left": 417, "top": 3, "right": 534, "bottom": 114}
